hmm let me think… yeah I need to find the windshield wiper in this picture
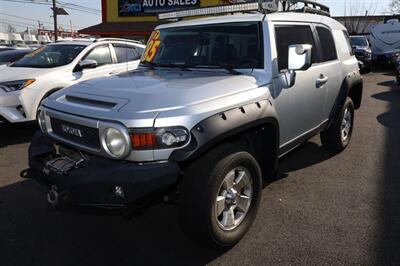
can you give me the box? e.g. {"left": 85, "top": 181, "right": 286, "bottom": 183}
{"left": 140, "top": 61, "right": 192, "bottom": 71}
{"left": 191, "top": 64, "right": 242, "bottom": 75}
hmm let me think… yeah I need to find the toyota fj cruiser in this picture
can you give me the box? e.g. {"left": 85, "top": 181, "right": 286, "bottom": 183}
{"left": 27, "top": 1, "right": 363, "bottom": 248}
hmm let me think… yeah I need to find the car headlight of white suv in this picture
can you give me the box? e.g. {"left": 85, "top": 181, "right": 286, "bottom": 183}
{"left": 0, "top": 79, "right": 35, "bottom": 92}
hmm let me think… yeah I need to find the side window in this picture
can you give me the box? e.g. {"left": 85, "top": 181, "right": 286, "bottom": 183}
{"left": 84, "top": 45, "right": 112, "bottom": 66}
{"left": 136, "top": 46, "right": 145, "bottom": 57}
{"left": 342, "top": 30, "right": 354, "bottom": 56}
{"left": 316, "top": 26, "right": 338, "bottom": 62}
{"left": 275, "top": 25, "right": 317, "bottom": 71}
{"left": 113, "top": 45, "right": 141, "bottom": 63}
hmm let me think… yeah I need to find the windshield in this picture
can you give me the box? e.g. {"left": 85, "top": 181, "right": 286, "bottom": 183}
{"left": 350, "top": 36, "right": 368, "bottom": 47}
{"left": 141, "top": 22, "right": 263, "bottom": 69}
{"left": 11, "top": 44, "right": 86, "bottom": 68}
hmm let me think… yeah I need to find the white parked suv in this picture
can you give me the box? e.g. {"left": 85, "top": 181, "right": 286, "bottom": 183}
{"left": 0, "top": 38, "right": 145, "bottom": 123}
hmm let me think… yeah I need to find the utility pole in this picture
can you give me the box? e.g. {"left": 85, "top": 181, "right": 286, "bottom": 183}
{"left": 52, "top": 0, "right": 58, "bottom": 42}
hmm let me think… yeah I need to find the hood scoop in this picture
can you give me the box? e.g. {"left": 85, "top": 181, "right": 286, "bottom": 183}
{"left": 65, "top": 95, "right": 117, "bottom": 109}
{"left": 55, "top": 91, "right": 128, "bottom": 112}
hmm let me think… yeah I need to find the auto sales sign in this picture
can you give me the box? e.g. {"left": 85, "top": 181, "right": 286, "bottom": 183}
{"left": 119, "top": 0, "right": 200, "bottom": 16}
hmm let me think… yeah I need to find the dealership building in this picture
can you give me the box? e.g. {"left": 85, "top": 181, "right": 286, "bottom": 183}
{"left": 79, "top": 0, "right": 236, "bottom": 42}
{"left": 78, "top": 0, "right": 400, "bottom": 41}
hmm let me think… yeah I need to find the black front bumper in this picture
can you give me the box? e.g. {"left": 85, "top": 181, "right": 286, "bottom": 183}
{"left": 28, "top": 131, "right": 181, "bottom": 208}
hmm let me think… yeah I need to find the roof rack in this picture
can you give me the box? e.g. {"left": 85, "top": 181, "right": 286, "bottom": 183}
{"left": 95, "top": 38, "right": 144, "bottom": 44}
{"left": 158, "top": 0, "right": 330, "bottom": 20}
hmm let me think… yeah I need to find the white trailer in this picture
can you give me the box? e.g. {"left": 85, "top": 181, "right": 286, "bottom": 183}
{"left": 369, "top": 19, "right": 400, "bottom": 61}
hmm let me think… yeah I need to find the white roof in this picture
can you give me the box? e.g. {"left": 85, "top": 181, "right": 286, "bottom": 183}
{"left": 50, "top": 41, "right": 92, "bottom": 46}
{"left": 24, "top": 34, "right": 38, "bottom": 42}
{"left": 38, "top": 35, "right": 51, "bottom": 43}
{"left": 9, "top": 33, "right": 23, "bottom": 41}
{"left": 0, "top": 32, "right": 9, "bottom": 41}
{"left": 157, "top": 12, "right": 346, "bottom": 31}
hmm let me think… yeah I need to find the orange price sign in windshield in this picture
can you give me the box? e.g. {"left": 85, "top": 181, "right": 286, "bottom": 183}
{"left": 142, "top": 30, "right": 161, "bottom": 62}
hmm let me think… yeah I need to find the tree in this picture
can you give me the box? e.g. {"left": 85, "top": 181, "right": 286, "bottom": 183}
{"left": 343, "top": 0, "right": 378, "bottom": 35}
{"left": 389, "top": 0, "right": 400, "bottom": 14}
{"left": 5, "top": 24, "right": 16, "bottom": 33}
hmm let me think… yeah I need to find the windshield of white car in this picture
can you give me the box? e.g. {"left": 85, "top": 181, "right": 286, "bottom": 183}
{"left": 140, "top": 22, "right": 263, "bottom": 70}
{"left": 11, "top": 44, "right": 86, "bottom": 68}
{"left": 350, "top": 37, "right": 368, "bottom": 47}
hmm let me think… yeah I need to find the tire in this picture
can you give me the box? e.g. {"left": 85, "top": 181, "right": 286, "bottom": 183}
{"left": 321, "top": 97, "right": 355, "bottom": 152}
{"left": 178, "top": 144, "right": 262, "bottom": 249}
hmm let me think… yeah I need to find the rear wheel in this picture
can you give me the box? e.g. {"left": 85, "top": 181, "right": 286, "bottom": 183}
{"left": 321, "top": 97, "right": 355, "bottom": 152}
{"left": 178, "top": 144, "right": 262, "bottom": 248}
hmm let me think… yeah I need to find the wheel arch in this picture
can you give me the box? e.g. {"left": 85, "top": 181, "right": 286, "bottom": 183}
{"left": 328, "top": 73, "right": 363, "bottom": 127}
{"left": 171, "top": 100, "right": 280, "bottom": 179}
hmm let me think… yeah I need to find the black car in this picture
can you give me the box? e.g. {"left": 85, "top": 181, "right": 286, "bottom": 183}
{"left": 394, "top": 53, "right": 400, "bottom": 84}
{"left": 350, "top": 36, "right": 372, "bottom": 73}
{"left": 0, "top": 49, "right": 31, "bottom": 65}
{"left": 0, "top": 47, "right": 15, "bottom": 53}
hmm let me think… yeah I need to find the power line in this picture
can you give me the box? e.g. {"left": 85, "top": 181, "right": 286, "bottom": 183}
{"left": 0, "top": 0, "right": 101, "bottom": 15}
{"left": 0, "top": 12, "right": 85, "bottom": 29}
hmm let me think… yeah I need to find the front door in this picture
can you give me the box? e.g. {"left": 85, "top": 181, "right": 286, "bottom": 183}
{"left": 272, "top": 23, "right": 326, "bottom": 148}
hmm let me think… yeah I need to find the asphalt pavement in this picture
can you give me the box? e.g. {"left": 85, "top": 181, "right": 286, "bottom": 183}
{"left": 0, "top": 72, "right": 399, "bottom": 266}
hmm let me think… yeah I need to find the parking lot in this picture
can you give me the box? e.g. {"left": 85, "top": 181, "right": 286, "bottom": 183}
{"left": 0, "top": 71, "right": 399, "bottom": 265}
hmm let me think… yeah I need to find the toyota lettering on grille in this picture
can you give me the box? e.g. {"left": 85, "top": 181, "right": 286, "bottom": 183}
{"left": 61, "top": 124, "right": 83, "bottom": 138}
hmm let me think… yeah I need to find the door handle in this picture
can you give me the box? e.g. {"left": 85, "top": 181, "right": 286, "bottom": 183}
{"left": 316, "top": 74, "right": 328, "bottom": 87}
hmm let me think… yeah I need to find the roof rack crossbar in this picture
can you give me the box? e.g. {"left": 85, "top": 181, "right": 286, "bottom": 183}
{"left": 157, "top": 0, "right": 330, "bottom": 20}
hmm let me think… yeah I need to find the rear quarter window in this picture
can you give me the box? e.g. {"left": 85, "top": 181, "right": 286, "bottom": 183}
{"left": 316, "top": 26, "right": 338, "bottom": 62}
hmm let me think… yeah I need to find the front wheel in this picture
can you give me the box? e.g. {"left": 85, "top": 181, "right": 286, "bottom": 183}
{"left": 178, "top": 144, "right": 262, "bottom": 249}
{"left": 321, "top": 97, "right": 355, "bottom": 152}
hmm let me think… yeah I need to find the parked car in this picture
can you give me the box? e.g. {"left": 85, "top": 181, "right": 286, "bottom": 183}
{"left": 394, "top": 53, "right": 400, "bottom": 84}
{"left": 350, "top": 35, "right": 372, "bottom": 73}
{"left": 0, "top": 49, "right": 31, "bottom": 65}
{"left": 0, "top": 47, "right": 15, "bottom": 53}
{"left": 28, "top": 1, "right": 362, "bottom": 249}
{"left": 0, "top": 39, "right": 145, "bottom": 123}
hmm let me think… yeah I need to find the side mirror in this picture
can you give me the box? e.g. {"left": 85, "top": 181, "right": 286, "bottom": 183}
{"left": 74, "top": 59, "right": 98, "bottom": 72}
{"left": 280, "top": 44, "right": 312, "bottom": 88}
{"left": 288, "top": 44, "right": 312, "bottom": 71}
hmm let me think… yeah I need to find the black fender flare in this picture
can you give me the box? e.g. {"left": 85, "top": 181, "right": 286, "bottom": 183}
{"left": 170, "top": 100, "right": 279, "bottom": 170}
{"left": 328, "top": 71, "right": 363, "bottom": 128}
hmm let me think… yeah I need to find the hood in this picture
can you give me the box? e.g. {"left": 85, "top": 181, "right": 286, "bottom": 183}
{"left": 0, "top": 65, "right": 51, "bottom": 82}
{"left": 48, "top": 69, "right": 259, "bottom": 115}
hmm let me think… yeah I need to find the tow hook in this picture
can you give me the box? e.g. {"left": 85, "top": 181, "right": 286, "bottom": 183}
{"left": 47, "top": 185, "right": 59, "bottom": 207}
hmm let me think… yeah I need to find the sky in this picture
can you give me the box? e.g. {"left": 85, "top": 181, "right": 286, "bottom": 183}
{"left": 0, "top": 0, "right": 394, "bottom": 32}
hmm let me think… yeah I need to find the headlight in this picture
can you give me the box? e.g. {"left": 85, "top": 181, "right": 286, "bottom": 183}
{"left": 104, "top": 128, "right": 127, "bottom": 157}
{"left": 37, "top": 108, "right": 47, "bottom": 133}
{"left": 0, "top": 79, "right": 35, "bottom": 92}
{"left": 130, "top": 127, "right": 189, "bottom": 150}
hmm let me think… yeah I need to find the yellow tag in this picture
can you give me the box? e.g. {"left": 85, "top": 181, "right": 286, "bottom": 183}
{"left": 142, "top": 30, "right": 161, "bottom": 63}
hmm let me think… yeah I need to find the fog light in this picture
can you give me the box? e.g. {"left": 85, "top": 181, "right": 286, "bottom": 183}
{"left": 114, "top": 186, "right": 124, "bottom": 198}
{"left": 17, "top": 105, "right": 26, "bottom": 117}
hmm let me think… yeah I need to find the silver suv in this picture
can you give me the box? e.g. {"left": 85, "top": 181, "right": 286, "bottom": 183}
{"left": 27, "top": 2, "right": 362, "bottom": 248}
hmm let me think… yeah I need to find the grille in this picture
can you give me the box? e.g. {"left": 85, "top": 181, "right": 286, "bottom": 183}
{"left": 51, "top": 117, "right": 101, "bottom": 150}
